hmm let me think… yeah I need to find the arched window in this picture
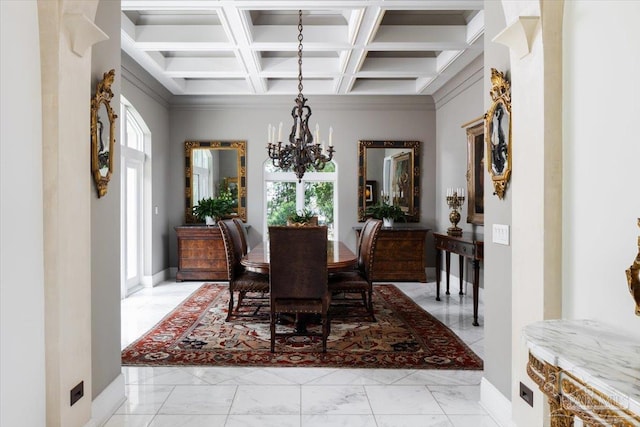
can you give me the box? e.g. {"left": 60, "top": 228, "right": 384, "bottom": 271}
{"left": 263, "top": 161, "right": 338, "bottom": 241}
{"left": 120, "top": 97, "right": 150, "bottom": 298}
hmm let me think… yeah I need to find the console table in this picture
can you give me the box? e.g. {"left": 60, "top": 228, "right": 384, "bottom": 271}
{"left": 433, "top": 232, "right": 483, "bottom": 326}
{"left": 354, "top": 226, "right": 429, "bottom": 282}
{"left": 524, "top": 320, "right": 640, "bottom": 426}
{"left": 175, "top": 225, "right": 228, "bottom": 281}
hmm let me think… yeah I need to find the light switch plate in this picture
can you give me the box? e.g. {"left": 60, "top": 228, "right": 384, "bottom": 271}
{"left": 493, "top": 224, "right": 510, "bottom": 245}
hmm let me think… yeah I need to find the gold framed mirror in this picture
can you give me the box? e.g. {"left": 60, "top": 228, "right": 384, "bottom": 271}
{"left": 357, "top": 140, "right": 420, "bottom": 222}
{"left": 90, "top": 69, "right": 117, "bottom": 198}
{"left": 466, "top": 122, "right": 485, "bottom": 225}
{"left": 485, "top": 68, "right": 512, "bottom": 199}
{"left": 184, "top": 140, "right": 247, "bottom": 223}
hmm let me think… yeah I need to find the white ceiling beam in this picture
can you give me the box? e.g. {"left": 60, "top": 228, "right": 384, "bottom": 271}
{"left": 183, "top": 79, "right": 253, "bottom": 95}
{"left": 252, "top": 26, "right": 348, "bottom": 45}
{"left": 359, "top": 58, "right": 437, "bottom": 74}
{"left": 373, "top": 25, "right": 467, "bottom": 44}
{"left": 135, "top": 24, "right": 230, "bottom": 44}
{"left": 163, "top": 58, "right": 244, "bottom": 77}
{"left": 261, "top": 57, "right": 340, "bottom": 74}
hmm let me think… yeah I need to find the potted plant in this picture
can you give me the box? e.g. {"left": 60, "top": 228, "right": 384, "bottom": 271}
{"left": 366, "top": 201, "right": 405, "bottom": 227}
{"left": 192, "top": 188, "right": 235, "bottom": 225}
{"left": 287, "top": 208, "right": 318, "bottom": 226}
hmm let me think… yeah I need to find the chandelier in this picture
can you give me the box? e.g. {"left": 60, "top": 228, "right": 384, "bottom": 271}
{"left": 266, "top": 10, "right": 335, "bottom": 182}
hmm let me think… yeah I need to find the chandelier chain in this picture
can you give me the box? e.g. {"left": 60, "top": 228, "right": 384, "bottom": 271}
{"left": 297, "top": 10, "right": 304, "bottom": 97}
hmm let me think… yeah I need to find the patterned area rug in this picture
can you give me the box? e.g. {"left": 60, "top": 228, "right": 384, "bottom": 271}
{"left": 122, "top": 283, "right": 483, "bottom": 369}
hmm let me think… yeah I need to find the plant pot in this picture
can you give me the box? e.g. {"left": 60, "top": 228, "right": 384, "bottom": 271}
{"left": 383, "top": 218, "right": 394, "bottom": 227}
{"left": 205, "top": 216, "right": 216, "bottom": 225}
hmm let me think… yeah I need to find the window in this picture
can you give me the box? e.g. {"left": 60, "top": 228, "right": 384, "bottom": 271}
{"left": 264, "top": 161, "right": 338, "bottom": 240}
{"left": 120, "top": 98, "right": 150, "bottom": 298}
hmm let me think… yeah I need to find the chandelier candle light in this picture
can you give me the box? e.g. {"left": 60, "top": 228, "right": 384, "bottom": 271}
{"left": 266, "top": 10, "right": 335, "bottom": 182}
{"left": 446, "top": 188, "right": 465, "bottom": 236}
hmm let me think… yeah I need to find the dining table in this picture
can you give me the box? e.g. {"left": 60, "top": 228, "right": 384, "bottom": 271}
{"left": 241, "top": 240, "right": 357, "bottom": 274}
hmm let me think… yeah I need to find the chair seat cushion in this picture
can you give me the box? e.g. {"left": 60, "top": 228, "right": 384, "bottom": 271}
{"left": 328, "top": 271, "right": 369, "bottom": 292}
{"left": 233, "top": 271, "right": 269, "bottom": 292}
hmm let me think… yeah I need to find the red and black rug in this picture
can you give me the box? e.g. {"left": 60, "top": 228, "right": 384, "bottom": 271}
{"left": 122, "top": 283, "right": 483, "bottom": 370}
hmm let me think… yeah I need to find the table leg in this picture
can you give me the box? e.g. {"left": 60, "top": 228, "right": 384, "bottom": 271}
{"left": 458, "top": 254, "right": 464, "bottom": 295}
{"left": 435, "top": 248, "right": 442, "bottom": 301}
{"left": 472, "top": 259, "right": 480, "bottom": 326}
{"left": 445, "top": 251, "right": 451, "bottom": 295}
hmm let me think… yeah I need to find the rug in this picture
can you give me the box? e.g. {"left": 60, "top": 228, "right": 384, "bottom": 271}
{"left": 122, "top": 283, "right": 483, "bottom": 370}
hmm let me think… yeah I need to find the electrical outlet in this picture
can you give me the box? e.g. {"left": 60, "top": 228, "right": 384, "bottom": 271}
{"left": 492, "top": 224, "right": 510, "bottom": 245}
{"left": 70, "top": 381, "right": 84, "bottom": 406}
{"left": 519, "top": 382, "right": 533, "bottom": 407}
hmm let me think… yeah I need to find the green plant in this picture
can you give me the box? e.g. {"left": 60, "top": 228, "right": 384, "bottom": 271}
{"left": 366, "top": 201, "right": 405, "bottom": 221}
{"left": 192, "top": 188, "right": 235, "bottom": 222}
{"left": 287, "top": 208, "right": 316, "bottom": 225}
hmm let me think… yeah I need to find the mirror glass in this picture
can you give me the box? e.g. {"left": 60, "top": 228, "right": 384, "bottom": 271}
{"left": 184, "top": 140, "right": 247, "bottom": 223}
{"left": 97, "top": 102, "right": 110, "bottom": 178}
{"left": 357, "top": 140, "right": 420, "bottom": 222}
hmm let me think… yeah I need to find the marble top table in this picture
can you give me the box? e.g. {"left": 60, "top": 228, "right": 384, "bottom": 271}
{"left": 523, "top": 319, "right": 640, "bottom": 425}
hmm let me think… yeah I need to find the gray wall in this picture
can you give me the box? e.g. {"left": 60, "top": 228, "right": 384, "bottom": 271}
{"left": 168, "top": 96, "right": 436, "bottom": 265}
{"left": 121, "top": 54, "right": 173, "bottom": 276}
{"left": 433, "top": 54, "right": 485, "bottom": 289}
{"left": 481, "top": 0, "right": 512, "bottom": 399}
{"left": 91, "top": 0, "right": 122, "bottom": 399}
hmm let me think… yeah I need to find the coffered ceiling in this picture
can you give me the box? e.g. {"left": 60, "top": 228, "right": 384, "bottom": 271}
{"left": 121, "top": 1, "right": 484, "bottom": 96}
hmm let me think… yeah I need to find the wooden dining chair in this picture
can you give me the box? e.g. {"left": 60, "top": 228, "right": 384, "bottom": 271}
{"left": 218, "top": 219, "right": 269, "bottom": 321}
{"left": 268, "top": 226, "right": 330, "bottom": 353}
{"left": 328, "top": 218, "right": 382, "bottom": 321}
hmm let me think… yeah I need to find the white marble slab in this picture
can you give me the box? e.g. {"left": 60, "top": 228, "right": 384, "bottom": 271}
{"left": 523, "top": 319, "right": 640, "bottom": 416}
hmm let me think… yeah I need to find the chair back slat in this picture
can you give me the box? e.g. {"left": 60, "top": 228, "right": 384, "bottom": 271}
{"left": 268, "top": 226, "right": 328, "bottom": 300}
{"left": 358, "top": 218, "right": 383, "bottom": 279}
{"left": 218, "top": 219, "right": 244, "bottom": 279}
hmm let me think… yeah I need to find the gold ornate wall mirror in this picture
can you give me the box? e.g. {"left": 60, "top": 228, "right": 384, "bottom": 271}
{"left": 184, "top": 140, "right": 246, "bottom": 223}
{"left": 485, "top": 68, "right": 512, "bottom": 199}
{"left": 627, "top": 218, "right": 640, "bottom": 316}
{"left": 357, "top": 140, "right": 420, "bottom": 222}
{"left": 90, "top": 69, "right": 117, "bottom": 198}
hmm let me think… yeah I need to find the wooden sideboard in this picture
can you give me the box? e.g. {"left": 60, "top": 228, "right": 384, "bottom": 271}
{"left": 354, "top": 226, "right": 429, "bottom": 282}
{"left": 175, "top": 226, "right": 228, "bottom": 281}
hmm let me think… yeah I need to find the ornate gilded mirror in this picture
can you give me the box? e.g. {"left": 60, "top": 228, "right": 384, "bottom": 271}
{"left": 184, "top": 140, "right": 246, "bottom": 223}
{"left": 485, "top": 68, "right": 512, "bottom": 199}
{"left": 358, "top": 140, "right": 420, "bottom": 222}
{"left": 90, "top": 69, "right": 117, "bottom": 198}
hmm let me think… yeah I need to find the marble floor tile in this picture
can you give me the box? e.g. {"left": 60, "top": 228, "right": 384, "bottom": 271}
{"left": 301, "top": 414, "right": 377, "bottom": 427}
{"left": 148, "top": 414, "right": 227, "bottom": 427}
{"left": 448, "top": 414, "right": 502, "bottom": 427}
{"left": 306, "top": 368, "right": 413, "bottom": 385}
{"left": 365, "top": 385, "right": 444, "bottom": 415}
{"left": 429, "top": 385, "right": 486, "bottom": 415}
{"left": 115, "top": 385, "right": 174, "bottom": 414}
{"left": 225, "top": 414, "right": 300, "bottom": 427}
{"left": 158, "top": 385, "right": 237, "bottom": 415}
{"left": 103, "top": 414, "right": 155, "bottom": 427}
{"left": 301, "top": 385, "right": 372, "bottom": 415}
{"left": 229, "top": 385, "right": 300, "bottom": 415}
{"left": 394, "top": 370, "right": 483, "bottom": 386}
{"left": 375, "top": 414, "right": 453, "bottom": 427}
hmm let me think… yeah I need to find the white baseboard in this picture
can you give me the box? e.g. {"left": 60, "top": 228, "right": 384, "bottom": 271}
{"left": 141, "top": 268, "right": 173, "bottom": 287}
{"left": 480, "top": 377, "right": 516, "bottom": 427}
{"left": 86, "top": 374, "right": 125, "bottom": 427}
